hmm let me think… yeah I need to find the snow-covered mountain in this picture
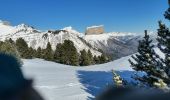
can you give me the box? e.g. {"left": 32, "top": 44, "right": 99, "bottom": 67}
{"left": 84, "top": 32, "right": 141, "bottom": 58}
{"left": 0, "top": 20, "right": 141, "bottom": 58}
{"left": 0, "top": 22, "right": 101, "bottom": 56}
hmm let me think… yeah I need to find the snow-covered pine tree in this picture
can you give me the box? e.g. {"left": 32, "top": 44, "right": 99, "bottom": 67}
{"left": 129, "top": 30, "right": 169, "bottom": 87}
{"left": 157, "top": 0, "right": 170, "bottom": 78}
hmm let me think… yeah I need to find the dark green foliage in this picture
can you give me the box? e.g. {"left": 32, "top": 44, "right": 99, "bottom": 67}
{"left": 53, "top": 40, "right": 79, "bottom": 66}
{"left": 62, "top": 40, "right": 79, "bottom": 66}
{"left": 80, "top": 49, "right": 91, "bottom": 66}
{"left": 8, "top": 38, "right": 15, "bottom": 44}
{"left": 94, "top": 55, "right": 100, "bottom": 64}
{"left": 99, "top": 54, "right": 107, "bottom": 64}
{"left": 93, "top": 54, "right": 108, "bottom": 65}
{"left": 156, "top": 0, "right": 170, "bottom": 83}
{"left": 129, "top": 31, "right": 169, "bottom": 86}
{"left": 87, "top": 50, "right": 94, "bottom": 64}
{"left": 54, "top": 43, "right": 63, "bottom": 63}
{"left": 16, "top": 38, "right": 31, "bottom": 59}
{"left": 4, "top": 37, "right": 109, "bottom": 66}
{"left": 127, "top": 1, "right": 170, "bottom": 88}
{"left": 43, "top": 42, "right": 53, "bottom": 60}
{"left": 157, "top": 22, "right": 170, "bottom": 78}
{"left": 28, "top": 47, "right": 36, "bottom": 58}
{"left": 164, "top": 0, "right": 170, "bottom": 20}
{"left": 36, "top": 47, "right": 42, "bottom": 58}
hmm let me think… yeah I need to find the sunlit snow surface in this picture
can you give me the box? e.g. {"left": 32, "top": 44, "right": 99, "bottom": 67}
{"left": 22, "top": 55, "right": 133, "bottom": 100}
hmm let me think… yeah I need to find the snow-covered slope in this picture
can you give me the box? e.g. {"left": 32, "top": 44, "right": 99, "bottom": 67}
{"left": 0, "top": 21, "right": 15, "bottom": 35}
{"left": 22, "top": 55, "right": 133, "bottom": 100}
{"left": 0, "top": 22, "right": 101, "bottom": 56}
{"left": 0, "top": 20, "right": 142, "bottom": 57}
{"left": 84, "top": 32, "right": 141, "bottom": 58}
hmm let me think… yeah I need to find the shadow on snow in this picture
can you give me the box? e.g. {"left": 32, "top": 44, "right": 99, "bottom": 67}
{"left": 76, "top": 70, "right": 135, "bottom": 100}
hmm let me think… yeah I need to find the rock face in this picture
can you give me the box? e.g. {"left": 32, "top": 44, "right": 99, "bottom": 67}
{"left": 85, "top": 25, "right": 104, "bottom": 35}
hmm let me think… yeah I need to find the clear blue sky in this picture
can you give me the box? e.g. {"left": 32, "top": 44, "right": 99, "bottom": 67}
{"left": 0, "top": 0, "right": 169, "bottom": 33}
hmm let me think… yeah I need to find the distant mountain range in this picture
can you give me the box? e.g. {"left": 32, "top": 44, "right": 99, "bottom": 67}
{"left": 0, "top": 20, "right": 144, "bottom": 59}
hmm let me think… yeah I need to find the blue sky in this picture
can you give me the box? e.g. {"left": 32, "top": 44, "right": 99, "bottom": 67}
{"left": 0, "top": 0, "right": 169, "bottom": 33}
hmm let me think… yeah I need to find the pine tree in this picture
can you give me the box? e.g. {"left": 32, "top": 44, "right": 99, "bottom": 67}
{"left": 62, "top": 40, "right": 79, "bottom": 66}
{"left": 15, "top": 38, "right": 30, "bottom": 58}
{"left": 94, "top": 55, "right": 100, "bottom": 64}
{"left": 157, "top": 1, "right": 170, "bottom": 78}
{"left": 164, "top": 0, "right": 170, "bottom": 20}
{"left": 54, "top": 40, "right": 79, "bottom": 66}
{"left": 28, "top": 47, "right": 35, "bottom": 58}
{"left": 129, "top": 30, "right": 169, "bottom": 87}
{"left": 36, "top": 47, "right": 42, "bottom": 58}
{"left": 43, "top": 42, "right": 53, "bottom": 60}
{"left": 54, "top": 43, "right": 63, "bottom": 63}
{"left": 99, "top": 54, "right": 107, "bottom": 64}
{"left": 8, "top": 38, "right": 15, "bottom": 44}
{"left": 87, "top": 49, "right": 94, "bottom": 64}
{"left": 80, "top": 49, "right": 90, "bottom": 66}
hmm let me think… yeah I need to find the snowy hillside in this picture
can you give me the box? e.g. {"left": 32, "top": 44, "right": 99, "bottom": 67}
{"left": 83, "top": 32, "right": 141, "bottom": 58}
{"left": 22, "top": 55, "right": 133, "bottom": 100}
{"left": 0, "top": 22, "right": 101, "bottom": 56}
{"left": 0, "top": 20, "right": 142, "bottom": 58}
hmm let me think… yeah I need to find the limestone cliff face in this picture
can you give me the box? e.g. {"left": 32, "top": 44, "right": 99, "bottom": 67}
{"left": 85, "top": 25, "right": 104, "bottom": 35}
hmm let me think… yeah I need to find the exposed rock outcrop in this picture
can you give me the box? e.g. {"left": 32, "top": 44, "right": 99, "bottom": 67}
{"left": 85, "top": 25, "right": 104, "bottom": 35}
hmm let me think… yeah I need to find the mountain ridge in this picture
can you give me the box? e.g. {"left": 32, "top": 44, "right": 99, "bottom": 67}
{"left": 0, "top": 21, "right": 142, "bottom": 58}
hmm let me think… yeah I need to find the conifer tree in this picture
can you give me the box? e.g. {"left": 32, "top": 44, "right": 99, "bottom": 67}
{"left": 80, "top": 49, "right": 90, "bottom": 66}
{"left": 164, "top": 0, "right": 170, "bottom": 20}
{"left": 129, "top": 30, "right": 169, "bottom": 86}
{"left": 87, "top": 49, "right": 94, "bottom": 64}
{"left": 8, "top": 38, "right": 15, "bottom": 44}
{"left": 53, "top": 40, "right": 79, "bottom": 66}
{"left": 43, "top": 42, "right": 53, "bottom": 60}
{"left": 94, "top": 55, "right": 100, "bottom": 64}
{"left": 28, "top": 47, "right": 35, "bottom": 58}
{"left": 16, "top": 38, "right": 30, "bottom": 58}
{"left": 157, "top": 0, "right": 170, "bottom": 78}
{"left": 62, "top": 40, "right": 79, "bottom": 66}
{"left": 99, "top": 54, "right": 107, "bottom": 64}
{"left": 36, "top": 47, "right": 42, "bottom": 58}
{"left": 54, "top": 43, "right": 63, "bottom": 63}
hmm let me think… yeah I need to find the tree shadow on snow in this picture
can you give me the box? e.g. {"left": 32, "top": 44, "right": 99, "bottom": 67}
{"left": 76, "top": 70, "right": 135, "bottom": 100}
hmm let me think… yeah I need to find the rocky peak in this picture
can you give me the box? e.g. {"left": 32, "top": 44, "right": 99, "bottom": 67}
{"left": 85, "top": 25, "right": 104, "bottom": 35}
